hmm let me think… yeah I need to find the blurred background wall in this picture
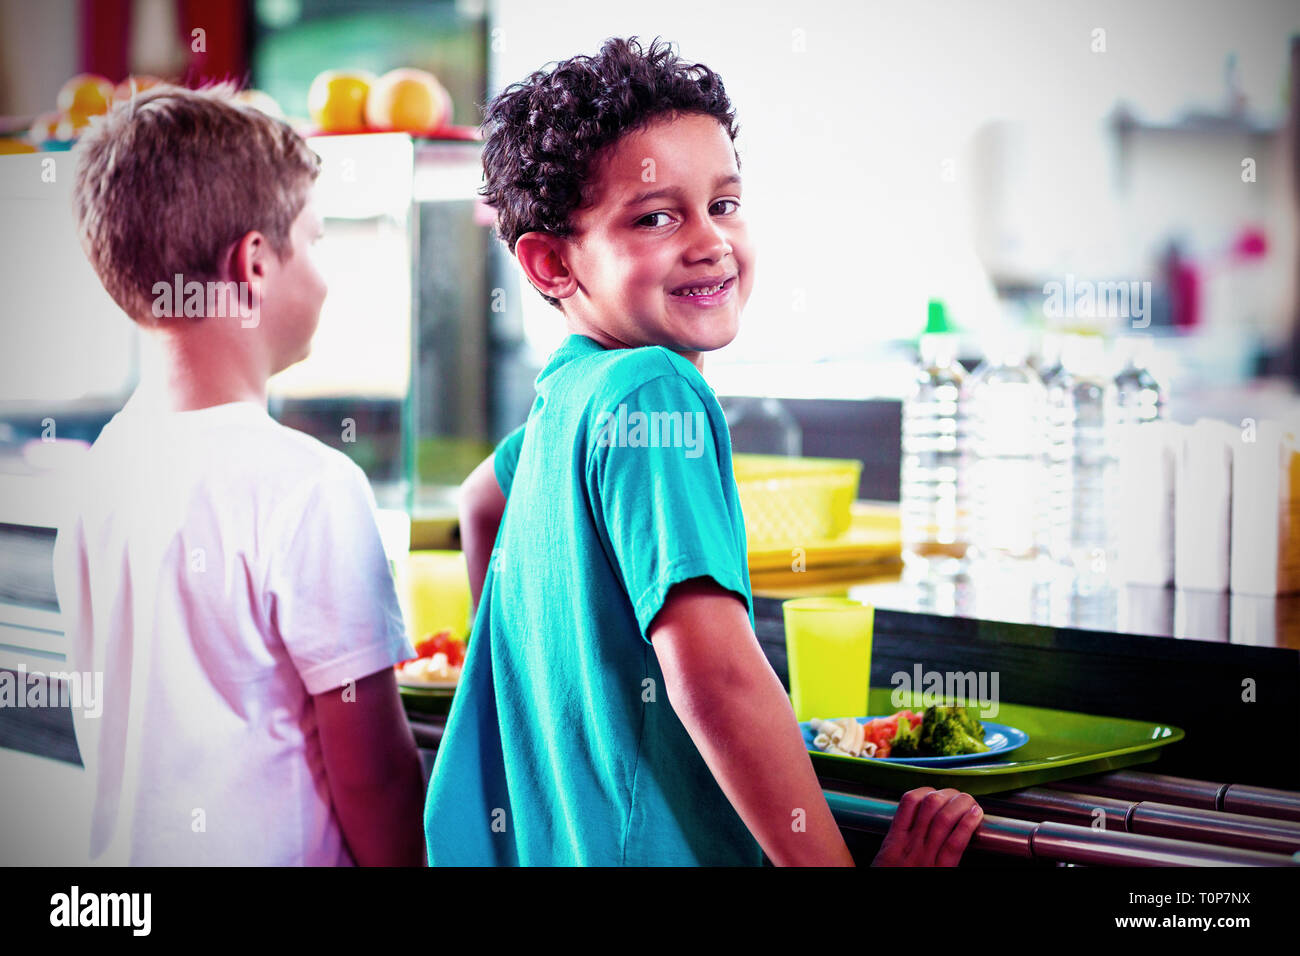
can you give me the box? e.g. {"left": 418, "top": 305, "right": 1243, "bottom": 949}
{"left": 1, "top": 0, "right": 1298, "bottom": 497}
{"left": 487, "top": 0, "right": 1300, "bottom": 380}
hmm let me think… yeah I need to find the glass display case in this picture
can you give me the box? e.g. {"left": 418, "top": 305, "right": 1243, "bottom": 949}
{"left": 272, "top": 132, "right": 415, "bottom": 512}
{"left": 284, "top": 132, "right": 504, "bottom": 520}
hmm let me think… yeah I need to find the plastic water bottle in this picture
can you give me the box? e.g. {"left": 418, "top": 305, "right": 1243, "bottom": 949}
{"left": 1111, "top": 334, "right": 1169, "bottom": 585}
{"left": 1037, "top": 330, "right": 1066, "bottom": 389}
{"left": 1041, "top": 334, "right": 1071, "bottom": 562}
{"left": 1113, "top": 334, "right": 1165, "bottom": 425}
{"left": 1045, "top": 335, "right": 1120, "bottom": 574}
{"left": 966, "top": 334, "right": 1047, "bottom": 563}
{"left": 723, "top": 397, "right": 802, "bottom": 456}
{"left": 900, "top": 333, "right": 968, "bottom": 575}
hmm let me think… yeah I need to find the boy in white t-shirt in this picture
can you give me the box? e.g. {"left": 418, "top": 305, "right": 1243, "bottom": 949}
{"left": 53, "top": 85, "right": 424, "bottom": 865}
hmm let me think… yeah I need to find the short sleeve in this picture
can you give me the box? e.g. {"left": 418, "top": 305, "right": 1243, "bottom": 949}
{"left": 493, "top": 423, "right": 526, "bottom": 498}
{"left": 266, "top": 457, "right": 415, "bottom": 694}
{"left": 586, "top": 374, "right": 750, "bottom": 643}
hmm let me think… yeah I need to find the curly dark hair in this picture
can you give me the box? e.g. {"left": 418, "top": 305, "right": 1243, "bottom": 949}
{"left": 480, "top": 36, "right": 739, "bottom": 307}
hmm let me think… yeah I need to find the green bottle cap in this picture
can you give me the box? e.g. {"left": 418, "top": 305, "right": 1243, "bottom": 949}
{"left": 925, "top": 298, "right": 952, "bottom": 335}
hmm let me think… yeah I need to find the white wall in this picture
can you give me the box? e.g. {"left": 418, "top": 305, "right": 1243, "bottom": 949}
{"left": 491, "top": 0, "right": 1300, "bottom": 366}
{"left": 0, "top": 0, "right": 78, "bottom": 115}
{"left": 0, "top": 150, "right": 135, "bottom": 405}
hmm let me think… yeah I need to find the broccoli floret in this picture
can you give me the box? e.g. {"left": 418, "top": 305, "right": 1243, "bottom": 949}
{"left": 919, "top": 705, "right": 990, "bottom": 756}
{"left": 931, "top": 721, "right": 990, "bottom": 756}
{"left": 952, "top": 705, "right": 987, "bottom": 742}
{"left": 890, "top": 713, "right": 922, "bottom": 757}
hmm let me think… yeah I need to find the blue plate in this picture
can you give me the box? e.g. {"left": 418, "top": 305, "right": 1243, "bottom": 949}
{"left": 801, "top": 716, "right": 1029, "bottom": 766}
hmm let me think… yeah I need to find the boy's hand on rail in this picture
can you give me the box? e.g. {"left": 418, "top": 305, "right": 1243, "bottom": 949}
{"left": 873, "top": 787, "right": 983, "bottom": 867}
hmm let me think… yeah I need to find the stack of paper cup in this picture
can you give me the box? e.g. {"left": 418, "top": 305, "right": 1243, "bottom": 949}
{"left": 1230, "top": 420, "right": 1300, "bottom": 596}
{"left": 1117, "top": 421, "right": 1179, "bottom": 586}
{"left": 1174, "top": 419, "right": 1236, "bottom": 592}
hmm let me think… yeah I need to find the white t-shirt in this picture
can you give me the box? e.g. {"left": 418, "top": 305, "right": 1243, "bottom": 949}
{"left": 52, "top": 394, "right": 415, "bottom": 865}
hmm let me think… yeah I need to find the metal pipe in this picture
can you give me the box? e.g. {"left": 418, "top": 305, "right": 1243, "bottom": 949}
{"left": 1130, "top": 802, "right": 1300, "bottom": 855}
{"left": 986, "top": 788, "right": 1300, "bottom": 855}
{"left": 1048, "top": 771, "right": 1300, "bottom": 825}
{"left": 822, "top": 790, "right": 1300, "bottom": 866}
{"left": 1045, "top": 771, "right": 1225, "bottom": 810}
{"left": 1222, "top": 783, "right": 1300, "bottom": 823}
{"left": 408, "top": 718, "right": 444, "bottom": 750}
{"left": 1030, "top": 822, "right": 1297, "bottom": 867}
{"left": 822, "top": 790, "right": 1036, "bottom": 858}
{"left": 980, "top": 789, "right": 1131, "bottom": 831}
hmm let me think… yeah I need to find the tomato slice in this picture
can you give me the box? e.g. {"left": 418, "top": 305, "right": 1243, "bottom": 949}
{"left": 411, "top": 630, "right": 466, "bottom": 667}
{"left": 444, "top": 640, "right": 464, "bottom": 667}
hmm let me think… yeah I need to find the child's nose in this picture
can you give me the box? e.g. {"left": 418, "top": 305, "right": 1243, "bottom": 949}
{"left": 682, "top": 216, "right": 731, "bottom": 262}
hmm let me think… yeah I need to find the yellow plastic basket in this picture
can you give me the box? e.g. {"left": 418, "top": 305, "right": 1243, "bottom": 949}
{"left": 732, "top": 454, "right": 863, "bottom": 548}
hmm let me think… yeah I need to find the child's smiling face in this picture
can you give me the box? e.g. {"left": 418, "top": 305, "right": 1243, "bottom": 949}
{"left": 522, "top": 112, "right": 754, "bottom": 367}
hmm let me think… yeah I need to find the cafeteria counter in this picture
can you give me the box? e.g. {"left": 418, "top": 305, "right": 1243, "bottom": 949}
{"left": 4, "top": 562, "right": 1298, "bottom": 865}
{"left": 749, "top": 587, "right": 1300, "bottom": 791}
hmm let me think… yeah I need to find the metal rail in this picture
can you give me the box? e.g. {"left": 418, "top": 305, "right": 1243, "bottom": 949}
{"left": 1046, "top": 771, "right": 1300, "bottom": 823}
{"left": 823, "top": 790, "right": 1300, "bottom": 866}
{"left": 979, "top": 788, "right": 1300, "bottom": 855}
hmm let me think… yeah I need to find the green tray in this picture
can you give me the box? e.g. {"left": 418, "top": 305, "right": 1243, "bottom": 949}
{"left": 809, "top": 688, "right": 1185, "bottom": 797}
{"left": 398, "top": 684, "right": 454, "bottom": 717}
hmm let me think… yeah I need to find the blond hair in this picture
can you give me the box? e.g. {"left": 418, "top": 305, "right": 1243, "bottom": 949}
{"left": 72, "top": 84, "right": 321, "bottom": 325}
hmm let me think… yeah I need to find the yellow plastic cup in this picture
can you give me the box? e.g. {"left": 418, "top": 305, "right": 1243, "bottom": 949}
{"left": 400, "top": 550, "right": 472, "bottom": 641}
{"left": 782, "top": 597, "right": 874, "bottom": 722}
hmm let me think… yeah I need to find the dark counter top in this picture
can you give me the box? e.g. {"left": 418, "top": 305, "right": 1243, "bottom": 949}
{"left": 755, "top": 561, "right": 1300, "bottom": 651}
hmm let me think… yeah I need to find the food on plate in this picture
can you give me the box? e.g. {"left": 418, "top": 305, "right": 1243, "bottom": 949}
{"left": 811, "top": 717, "right": 874, "bottom": 757}
{"left": 809, "top": 705, "right": 989, "bottom": 759}
{"left": 884, "top": 709, "right": 924, "bottom": 757}
{"left": 917, "top": 704, "right": 990, "bottom": 757}
{"left": 395, "top": 629, "right": 465, "bottom": 684}
{"left": 809, "top": 712, "right": 922, "bottom": 758}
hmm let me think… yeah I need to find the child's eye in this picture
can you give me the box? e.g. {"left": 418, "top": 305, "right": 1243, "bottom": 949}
{"left": 711, "top": 199, "right": 740, "bottom": 216}
{"left": 636, "top": 211, "right": 672, "bottom": 228}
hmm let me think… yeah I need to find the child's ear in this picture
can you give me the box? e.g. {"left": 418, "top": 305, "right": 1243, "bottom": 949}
{"left": 514, "top": 232, "right": 577, "bottom": 301}
{"left": 227, "top": 231, "right": 268, "bottom": 288}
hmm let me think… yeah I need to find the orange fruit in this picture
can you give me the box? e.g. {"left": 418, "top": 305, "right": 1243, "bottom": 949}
{"left": 307, "top": 69, "right": 373, "bottom": 133}
{"left": 0, "top": 138, "right": 37, "bottom": 154}
{"left": 57, "top": 73, "right": 114, "bottom": 122}
{"left": 364, "top": 68, "right": 451, "bottom": 134}
{"left": 112, "top": 74, "right": 164, "bottom": 103}
{"left": 432, "top": 80, "right": 453, "bottom": 128}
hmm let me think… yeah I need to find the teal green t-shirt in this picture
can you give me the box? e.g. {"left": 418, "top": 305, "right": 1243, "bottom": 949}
{"left": 424, "top": 334, "right": 762, "bottom": 866}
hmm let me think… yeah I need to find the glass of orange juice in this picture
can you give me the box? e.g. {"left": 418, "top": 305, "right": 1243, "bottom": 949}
{"left": 782, "top": 597, "right": 874, "bottom": 722}
{"left": 400, "top": 550, "right": 472, "bottom": 642}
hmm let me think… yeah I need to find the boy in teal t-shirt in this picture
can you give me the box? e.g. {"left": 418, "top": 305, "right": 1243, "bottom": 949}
{"left": 426, "top": 37, "right": 984, "bottom": 866}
